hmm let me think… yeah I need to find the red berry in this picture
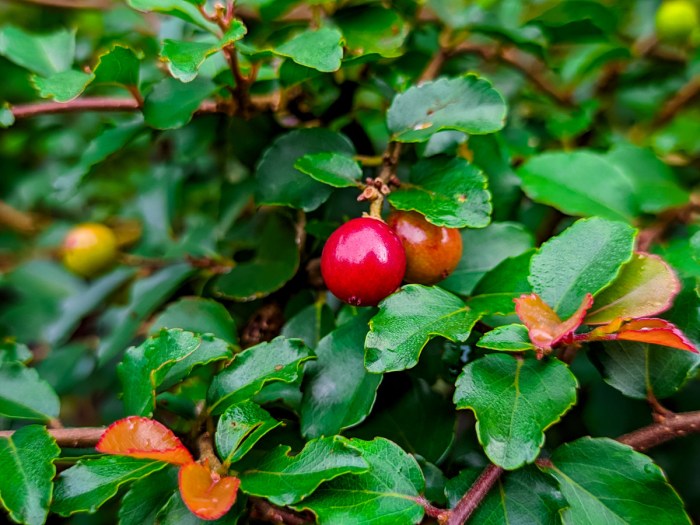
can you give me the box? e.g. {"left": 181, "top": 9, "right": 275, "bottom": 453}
{"left": 321, "top": 217, "right": 406, "bottom": 306}
{"left": 387, "top": 210, "right": 462, "bottom": 285}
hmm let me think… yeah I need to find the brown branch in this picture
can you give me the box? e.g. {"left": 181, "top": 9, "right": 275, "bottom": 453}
{"left": 0, "top": 427, "right": 105, "bottom": 447}
{"left": 4, "top": 0, "right": 112, "bottom": 8}
{"left": 446, "top": 464, "right": 503, "bottom": 525}
{"left": 0, "top": 201, "right": 38, "bottom": 234}
{"left": 249, "top": 497, "right": 312, "bottom": 525}
{"left": 654, "top": 75, "right": 700, "bottom": 126}
{"left": 617, "top": 410, "right": 700, "bottom": 452}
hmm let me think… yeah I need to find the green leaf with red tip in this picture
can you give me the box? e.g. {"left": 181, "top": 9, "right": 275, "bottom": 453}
{"left": 588, "top": 318, "right": 698, "bottom": 353}
{"left": 178, "top": 462, "right": 240, "bottom": 521}
{"left": 585, "top": 252, "right": 680, "bottom": 324}
{"left": 96, "top": 416, "right": 193, "bottom": 465}
{"left": 514, "top": 293, "right": 593, "bottom": 351}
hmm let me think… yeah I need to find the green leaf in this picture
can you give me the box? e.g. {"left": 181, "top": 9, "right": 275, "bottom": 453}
{"left": 208, "top": 337, "right": 315, "bottom": 414}
{"left": 293, "top": 438, "right": 425, "bottom": 525}
{"left": 445, "top": 466, "right": 565, "bottom": 524}
{"left": 281, "top": 302, "right": 335, "bottom": 349}
{"left": 542, "top": 437, "right": 691, "bottom": 524}
{"left": 126, "top": 0, "right": 219, "bottom": 33}
{"left": 387, "top": 156, "right": 491, "bottom": 228}
{"left": 31, "top": 70, "right": 94, "bottom": 102}
{"left": 478, "top": 324, "right": 535, "bottom": 352}
{"left": 97, "top": 263, "right": 194, "bottom": 364}
{"left": 150, "top": 297, "right": 238, "bottom": 345}
{"left": 216, "top": 401, "right": 282, "bottom": 465}
{"left": 593, "top": 341, "right": 700, "bottom": 400}
{"left": 0, "top": 362, "right": 60, "bottom": 421}
{"left": 0, "top": 26, "right": 75, "bottom": 76}
{"left": 213, "top": 212, "right": 300, "bottom": 301}
{"left": 236, "top": 436, "right": 368, "bottom": 505}
{"left": 255, "top": 128, "right": 355, "bottom": 211}
{"left": 294, "top": 152, "right": 363, "bottom": 188}
{"left": 0, "top": 340, "right": 32, "bottom": 365}
{"left": 517, "top": 151, "right": 638, "bottom": 222}
{"left": 52, "top": 457, "right": 167, "bottom": 516}
{"left": 0, "top": 103, "right": 15, "bottom": 128}
{"left": 336, "top": 5, "right": 408, "bottom": 57}
{"left": 454, "top": 354, "right": 578, "bottom": 469}
{"left": 529, "top": 217, "right": 636, "bottom": 319}
{"left": 118, "top": 329, "right": 202, "bottom": 416}
{"left": 275, "top": 28, "right": 343, "bottom": 72}
{"left": 365, "top": 285, "right": 481, "bottom": 373}
{"left": 161, "top": 21, "right": 247, "bottom": 82}
{"left": 474, "top": 250, "right": 535, "bottom": 297}
{"left": 300, "top": 312, "right": 381, "bottom": 438}
{"left": 118, "top": 467, "right": 178, "bottom": 525}
{"left": 440, "top": 222, "right": 534, "bottom": 295}
{"left": 143, "top": 77, "right": 216, "bottom": 130}
{"left": 585, "top": 253, "right": 680, "bottom": 324}
{"left": 387, "top": 75, "right": 507, "bottom": 142}
{"left": 93, "top": 45, "right": 141, "bottom": 87}
{"left": 0, "top": 426, "right": 60, "bottom": 525}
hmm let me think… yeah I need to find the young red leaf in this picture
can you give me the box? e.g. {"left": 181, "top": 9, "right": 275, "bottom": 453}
{"left": 514, "top": 293, "right": 593, "bottom": 352}
{"left": 588, "top": 318, "right": 698, "bottom": 353}
{"left": 96, "top": 416, "right": 193, "bottom": 465}
{"left": 179, "top": 462, "right": 240, "bottom": 520}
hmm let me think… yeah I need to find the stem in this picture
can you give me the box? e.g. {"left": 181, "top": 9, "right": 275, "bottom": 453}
{"left": 446, "top": 464, "right": 503, "bottom": 525}
{"left": 0, "top": 201, "right": 37, "bottom": 234}
{"left": 249, "top": 497, "right": 311, "bottom": 525}
{"left": 617, "top": 410, "right": 700, "bottom": 452}
{"left": 415, "top": 496, "right": 448, "bottom": 520}
{"left": 0, "top": 427, "right": 105, "bottom": 447}
{"left": 654, "top": 75, "right": 700, "bottom": 126}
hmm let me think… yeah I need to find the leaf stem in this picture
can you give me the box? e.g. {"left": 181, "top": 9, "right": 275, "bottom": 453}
{"left": 446, "top": 463, "right": 503, "bottom": 525}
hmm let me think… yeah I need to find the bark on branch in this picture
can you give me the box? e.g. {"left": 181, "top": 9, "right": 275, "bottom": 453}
{"left": 0, "top": 427, "right": 105, "bottom": 447}
{"left": 617, "top": 410, "right": 700, "bottom": 451}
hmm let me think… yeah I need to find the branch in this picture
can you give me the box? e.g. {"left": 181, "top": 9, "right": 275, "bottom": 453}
{"left": 617, "top": 410, "right": 700, "bottom": 452}
{"left": 5, "top": 0, "right": 112, "bottom": 8}
{"left": 446, "top": 464, "right": 503, "bottom": 525}
{"left": 249, "top": 497, "right": 312, "bottom": 525}
{"left": 653, "top": 75, "right": 700, "bottom": 126}
{"left": 0, "top": 427, "right": 105, "bottom": 447}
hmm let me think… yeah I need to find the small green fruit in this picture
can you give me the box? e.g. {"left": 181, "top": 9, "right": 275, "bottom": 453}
{"left": 62, "top": 223, "right": 117, "bottom": 277}
{"left": 656, "top": 0, "right": 698, "bottom": 42}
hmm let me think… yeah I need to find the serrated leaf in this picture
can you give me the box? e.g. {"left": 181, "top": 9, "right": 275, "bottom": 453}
{"left": 118, "top": 329, "right": 203, "bottom": 416}
{"left": 96, "top": 416, "right": 193, "bottom": 465}
{"left": 93, "top": 45, "right": 141, "bottom": 87}
{"left": 292, "top": 438, "right": 425, "bottom": 525}
{"left": 454, "top": 354, "right": 578, "bottom": 469}
{"left": 541, "top": 437, "right": 691, "bottom": 524}
{"left": 52, "top": 457, "right": 167, "bottom": 516}
{"left": 517, "top": 151, "right": 638, "bottom": 222}
{"left": 208, "top": 337, "right": 314, "bottom": 414}
{"left": 0, "top": 362, "right": 60, "bottom": 421}
{"left": 143, "top": 77, "right": 216, "bottom": 130}
{"left": 529, "top": 217, "right": 636, "bottom": 319}
{"left": 336, "top": 5, "right": 408, "bottom": 57}
{"left": 585, "top": 253, "right": 680, "bottom": 324}
{"left": 126, "top": 0, "right": 219, "bottom": 33}
{"left": 477, "top": 324, "right": 535, "bottom": 352}
{"left": 387, "top": 75, "right": 506, "bottom": 142}
{"left": 215, "top": 401, "right": 282, "bottom": 465}
{"left": 275, "top": 28, "right": 343, "bottom": 72}
{"left": 118, "top": 467, "right": 178, "bottom": 525}
{"left": 0, "top": 426, "right": 60, "bottom": 525}
{"left": 387, "top": 156, "right": 491, "bottom": 228}
{"left": 31, "top": 70, "right": 94, "bottom": 102}
{"left": 365, "top": 285, "right": 481, "bottom": 373}
{"left": 300, "top": 312, "right": 381, "bottom": 438}
{"left": 0, "top": 26, "right": 74, "bottom": 76}
{"left": 150, "top": 297, "right": 238, "bottom": 345}
{"left": 294, "top": 152, "right": 363, "bottom": 188}
{"left": 178, "top": 463, "right": 240, "bottom": 520}
{"left": 255, "top": 128, "right": 355, "bottom": 211}
{"left": 236, "top": 436, "right": 368, "bottom": 505}
{"left": 161, "top": 22, "right": 246, "bottom": 82}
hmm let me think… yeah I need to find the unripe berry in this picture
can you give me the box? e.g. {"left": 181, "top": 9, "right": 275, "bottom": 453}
{"left": 387, "top": 210, "right": 462, "bottom": 285}
{"left": 321, "top": 217, "right": 406, "bottom": 306}
{"left": 656, "top": 0, "right": 698, "bottom": 42}
{"left": 62, "top": 223, "right": 117, "bottom": 277}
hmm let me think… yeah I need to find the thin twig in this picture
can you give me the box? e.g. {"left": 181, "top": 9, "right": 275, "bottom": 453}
{"left": 446, "top": 464, "right": 503, "bottom": 525}
{"left": 249, "top": 497, "right": 311, "bottom": 525}
{"left": 654, "top": 75, "right": 700, "bottom": 126}
{"left": 5, "top": 0, "right": 112, "bottom": 8}
{"left": 618, "top": 410, "right": 700, "bottom": 451}
{"left": 0, "top": 427, "right": 105, "bottom": 447}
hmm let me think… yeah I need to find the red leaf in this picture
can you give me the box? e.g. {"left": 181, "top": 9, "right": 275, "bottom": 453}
{"left": 179, "top": 462, "right": 240, "bottom": 520}
{"left": 514, "top": 293, "right": 593, "bottom": 351}
{"left": 96, "top": 416, "right": 193, "bottom": 465}
{"left": 589, "top": 318, "right": 699, "bottom": 353}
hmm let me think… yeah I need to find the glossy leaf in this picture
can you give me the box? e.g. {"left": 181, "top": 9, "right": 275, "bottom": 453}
{"left": 52, "top": 457, "right": 167, "bottom": 516}
{"left": 529, "top": 217, "right": 636, "bottom": 319}
{"left": 336, "top": 5, "right": 408, "bottom": 57}
{"left": 0, "top": 426, "right": 60, "bottom": 525}
{"left": 31, "top": 70, "right": 94, "bottom": 102}
{"left": 93, "top": 45, "right": 141, "bottom": 87}
{"left": 365, "top": 285, "right": 481, "bottom": 373}
{"left": 585, "top": 253, "right": 680, "bottom": 324}
{"left": 96, "top": 416, "right": 193, "bottom": 465}
{"left": 126, "top": 0, "right": 219, "bottom": 33}
{"left": 294, "top": 152, "right": 363, "bottom": 188}
{"left": 387, "top": 76, "right": 507, "bottom": 142}
{"left": 387, "top": 156, "right": 491, "bottom": 228}
{"left": 275, "top": 28, "right": 343, "bottom": 72}
{"left": 300, "top": 313, "right": 382, "bottom": 438}
{"left": 118, "top": 467, "right": 178, "bottom": 525}
{"left": 208, "top": 337, "right": 314, "bottom": 414}
{"left": 150, "top": 297, "right": 238, "bottom": 344}
{"left": 477, "top": 324, "right": 536, "bottom": 352}
{"left": 236, "top": 436, "right": 368, "bottom": 505}
{"left": 0, "top": 362, "right": 60, "bottom": 421}
{"left": 292, "top": 438, "right": 425, "bottom": 525}
{"left": 0, "top": 26, "right": 74, "bottom": 76}
{"left": 215, "top": 401, "right": 282, "bottom": 465}
{"left": 542, "top": 438, "right": 691, "bottom": 524}
{"left": 281, "top": 302, "right": 335, "bottom": 349}
{"left": 178, "top": 462, "right": 240, "bottom": 521}
{"left": 454, "top": 354, "right": 578, "bottom": 469}
{"left": 588, "top": 318, "right": 698, "bottom": 353}
{"left": 143, "top": 77, "right": 216, "bottom": 130}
